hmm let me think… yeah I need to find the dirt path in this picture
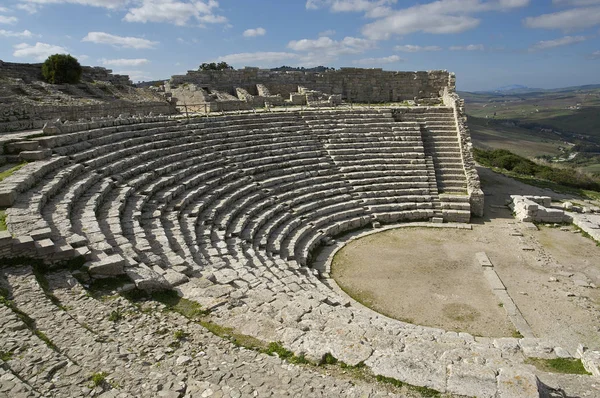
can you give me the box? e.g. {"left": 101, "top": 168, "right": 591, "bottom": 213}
{"left": 332, "top": 167, "right": 600, "bottom": 353}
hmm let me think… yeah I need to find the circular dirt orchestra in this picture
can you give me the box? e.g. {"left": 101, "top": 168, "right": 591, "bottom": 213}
{"left": 331, "top": 227, "right": 516, "bottom": 337}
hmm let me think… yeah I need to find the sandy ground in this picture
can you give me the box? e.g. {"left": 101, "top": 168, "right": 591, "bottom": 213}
{"left": 332, "top": 166, "right": 600, "bottom": 353}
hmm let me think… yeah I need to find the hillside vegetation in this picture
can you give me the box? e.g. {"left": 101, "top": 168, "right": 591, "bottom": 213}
{"left": 474, "top": 148, "right": 600, "bottom": 194}
{"left": 462, "top": 85, "right": 600, "bottom": 182}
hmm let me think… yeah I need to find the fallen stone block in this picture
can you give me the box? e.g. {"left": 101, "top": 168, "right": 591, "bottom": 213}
{"left": 125, "top": 265, "right": 170, "bottom": 291}
{"left": 163, "top": 270, "right": 190, "bottom": 288}
{"left": 87, "top": 254, "right": 126, "bottom": 276}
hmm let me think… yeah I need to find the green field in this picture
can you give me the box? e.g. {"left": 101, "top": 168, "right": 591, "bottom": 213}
{"left": 468, "top": 116, "right": 565, "bottom": 158}
{"left": 461, "top": 85, "right": 600, "bottom": 176}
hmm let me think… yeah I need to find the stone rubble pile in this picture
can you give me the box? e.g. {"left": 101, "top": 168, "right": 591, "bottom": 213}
{"left": 509, "top": 195, "right": 572, "bottom": 223}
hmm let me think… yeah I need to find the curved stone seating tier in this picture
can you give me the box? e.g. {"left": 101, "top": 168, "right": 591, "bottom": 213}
{"left": 3, "top": 109, "right": 585, "bottom": 397}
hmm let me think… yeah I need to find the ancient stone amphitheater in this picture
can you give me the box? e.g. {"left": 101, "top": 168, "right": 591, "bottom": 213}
{"left": 0, "top": 68, "right": 594, "bottom": 397}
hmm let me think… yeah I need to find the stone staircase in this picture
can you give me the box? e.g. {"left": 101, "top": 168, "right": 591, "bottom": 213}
{"left": 395, "top": 107, "right": 470, "bottom": 222}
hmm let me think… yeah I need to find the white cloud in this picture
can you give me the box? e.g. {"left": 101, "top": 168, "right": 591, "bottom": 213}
{"left": 360, "top": 0, "right": 530, "bottom": 40}
{"left": 16, "top": 4, "right": 40, "bottom": 13}
{"left": 287, "top": 36, "right": 372, "bottom": 54}
{"left": 216, "top": 52, "right": 299, "bottom": 66}
{"left": 82, "top": 32, "right": 158, "bottom": 49}
{"left": 285, "top": 36, "right": 374, "bottom": 65}
{"left": 318, "top": 29, "right": 336, "bottom": 37}
{"left": 100, "top": 58, "right": 150, "bottom": 66}
{"left": 449, "top": 44, "right": 485, "bottom": 51}
{"left": 19, "top": 0, "right": 128, "bottom": 9}
{"left": 306, "top": 0, "right": 397, "bottom": 17}
{"left": 13, "top": 42, "right": 69, "bottom": 61}
{"left": 78, "top": 54, "right": 90, "bottom": 61}
{"left": 0, "top": 15, "right": 18, "bottom": 24}
{"left": 0, "top": 29, "right": 35, "bottom": 38}
{"left": 243, "top": 27, "right": 266, "bottom": 37}
{"left": 529, "top": 35, "right": 586, "bottom": 51}
{"left": 524, "top": 6, "right": 600, "bottom": 29}
{"left": 352, "top": 55, "right": 402, "bottom": 64}
{"left": 394, "top": 44, "right": 442, "bottom": 52}
{"left": 588, "top": 50, "right": 600, "bottom": 58}
{"left": 123, "top": 0, "right": 226, "bottom": 26}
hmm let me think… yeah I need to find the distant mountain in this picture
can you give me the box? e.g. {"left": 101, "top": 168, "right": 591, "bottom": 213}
{"left": 495, "top": 84, "right": 529, "bottom": 92}
{"left": 464, "top": 83, "right": 600, "bottom": 96}
{"left": 472, "top": 85, "right": 544, "bottom": 95}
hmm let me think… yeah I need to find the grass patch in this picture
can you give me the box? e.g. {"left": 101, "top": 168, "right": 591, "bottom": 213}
{"left": 198, "top": 319, "right": 265, "bottom": 350}
{"left": 512, "top": 330, "right": 524, "bottom": 338}
{"left": 573, "top": 225, "right": 600, "bottom": 246}
{"left": 173, "top": 329, "right": 189, "bottom": 340}
{"left": 525, "top": 357, "right": 591, "bottom": 375}
{"left": 319, "top": 352, "right": 338, "bottom": 366}
{"left": 0, "top": 163, "right": 27, "bottom": 183}
{"left": 0, "top": 350, "right": 13, "bottom": 361}
{"left": 0, "top": 210, "right": 6, "bottom": 231}
{"left": 108, "top": 309, "right": 124, "bottom": 322}
{"left": 151, "top": 290, "right": 209, "bottom": 319}
{"left": 90, "top": 371, "right": 109, "bottom": 387}
{"left": 264, "top": 341, "right": 310, "bottom": 365}
{"left": 375, "top": 375, "right": 441, "bottom": 397}
{"left": 35, "top": 330, "right": 58, "bottom": 350}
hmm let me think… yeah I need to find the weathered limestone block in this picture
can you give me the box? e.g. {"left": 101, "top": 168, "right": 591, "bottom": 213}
{"left": 87, "top": 254, "right": 126, "bottom": 276}
{"left": 496, "top": 368, "right": 540, "bottom": 398}
{"left": 446, "top": 363, "right": 497, "bottom": 398}
{"left": 34, "top": 238, "right": 55, "bottom": 255}
{"left": 125, "top": 264, "right": 170, "bottom": 291}
{"left": 578, "top": 344, "right": 600, "bottom": 376}
{"left": 0, "top": 190, "right": 17, "bottom": 207}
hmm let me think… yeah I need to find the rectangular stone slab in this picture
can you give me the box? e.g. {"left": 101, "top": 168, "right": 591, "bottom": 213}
{"left": 476, "top": 252, "right": 493, "bottom": 267}
{"left": 484, "top": 268, "right": 505, "bottom": 290}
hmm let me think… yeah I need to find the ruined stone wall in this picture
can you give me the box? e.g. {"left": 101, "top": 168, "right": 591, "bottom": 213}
{"left": 0, "top": 101, "right": 176, "bottom": 133}
{"left": 0, "top": 60, "right": 131, "bottom": 85}
{"left": 169, "top": 68, "right": 454, "bottom": 103}
{"left": 441, "top": 87, "right": 484, "bottom": 217}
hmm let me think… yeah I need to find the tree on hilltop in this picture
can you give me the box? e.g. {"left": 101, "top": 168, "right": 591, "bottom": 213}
{"left": 42, "top": 54, "right": 82, "bottom": 84}
{"left": 199, "top": 62, "right": 234, "bottom": 71}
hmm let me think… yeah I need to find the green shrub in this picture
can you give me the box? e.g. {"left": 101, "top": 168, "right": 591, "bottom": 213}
{"left": 42, "top": 54, "right": 82, "bottom": 84}
{"left": 90, "top": 371, "right": 108, "bottom": 387}
{"left": 474, "top": 148, "right": 600, "bottom": 192}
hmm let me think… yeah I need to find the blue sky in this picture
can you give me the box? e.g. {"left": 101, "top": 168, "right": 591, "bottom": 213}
{"left": 0, "top": 0, "right": 599, "bottom": 91}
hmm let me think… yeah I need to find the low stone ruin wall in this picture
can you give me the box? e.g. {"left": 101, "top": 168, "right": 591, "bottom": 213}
{"left": 509, "top": 195, "right": 572, "bottom": 223}
{"left": 170, "top": 68, "right": 454, "bottom": 103}
{"left": 0, "top": 101, "right": 176, "bottom": 133}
